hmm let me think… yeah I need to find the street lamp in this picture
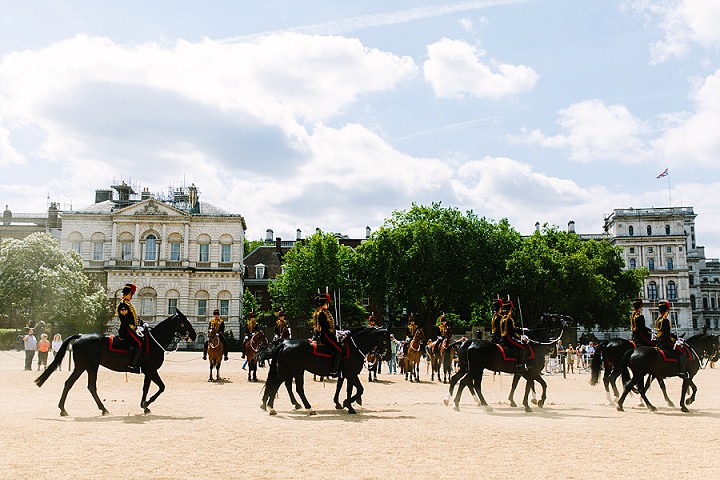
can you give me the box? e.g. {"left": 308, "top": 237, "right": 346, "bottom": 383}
{"left": 11, "top": 302, "right": 15, "bottom": 330}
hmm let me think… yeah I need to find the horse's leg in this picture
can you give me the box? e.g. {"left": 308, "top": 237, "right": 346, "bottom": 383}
{"left": 685, "top": 379, "right": 698, "bottom": 406}
{"left": 445, "top": 365, "right": 466, "bottom": 404}
{"left": 637, "top": 378, "right": 656, "bottom": 412}
{"left": 508, "top": 374, "right": 521, "bottom": 408}
{"left": 344, "top": 376, "right": 364, "bottom": 414}
{"left": 472, "top": 373, "right": 489, "bottom": 408}
{"left": 655, "top": 377, "right": 675, "bottom": 407}
{"left": 453, "top": 372, "right": 474, "bottom": 411}
{"left": 141, "top": 371, "right": 165, "bottom": 414}
{"left": 679, "top": 378, "right": 690, "bottom": 412}
{"left": 85, "top": 365, "right": 109, "bottom": 416}
{"left": 284, "top": 376, "right": 301, "bottom": 409}
{"left": 334, "top": 377, "right": 344, "bottom": 409}
{"left": 294, "top": 373, "right": 314, "bottom": 415}
{"left": 603, "top": 369, "right": 615, "bottom": 406}
{"left": 58, "top": 367, "right": 85, "bottom": 416}
{"left": 522, "top": 375, "right": 533, "bottom": 412}
{"left": 535, "top": 375, "right": 548, "bottom": 408}
{"left": 343, "top": 376, "right": 356, "bottom": 413}
{"left": 208, "top": 359, "right": 214, "bottom": 382}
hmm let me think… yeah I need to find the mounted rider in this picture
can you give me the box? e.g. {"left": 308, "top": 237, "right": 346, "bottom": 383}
{"left": 241, "top": 310, "right": 261, "bottom": 358}
{"left": 490, "top": 296, "right": 504, "bottom": 344}
{"left": 312, "top": 292, "right": 343, "bottom": 375}
{"left": 433, "top": 314, "right": 452, "bottom": 356}
{"left": 655, "top": 300, "right": 689, "bottom": 379}
{"left": 629, "top": 298, "right": 653, "bottom": 347}
{"left": 367, "top": 313, "right": 378, "bottom": 328}
{"left": 203, "top": 309, "right": 228, "bottom": 361}
{"left": 273, "top": 309, "right": 290, "bottom": 342}
{"left": 405, "top": 314, "right": 418, "bottom": 341}
{"left": 499, "top": 300, "right": 528, "bottom": 372}
{"left": 116, "top": 282, "right": 143, "bottom": 374}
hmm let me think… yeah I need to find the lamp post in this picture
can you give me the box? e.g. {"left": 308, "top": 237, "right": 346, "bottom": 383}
{"left": 11, "top": 302, "right": 16, "bottom": 330}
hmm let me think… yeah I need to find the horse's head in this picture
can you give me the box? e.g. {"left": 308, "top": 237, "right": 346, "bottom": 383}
{"left": 708, "top": 334, "right": 720, "bottom": 363}
{"left": 534, "top": 314, "right": 571, "bottom": 342}
{"left": 174, "top": 309, "right": 197, "bottom": 342}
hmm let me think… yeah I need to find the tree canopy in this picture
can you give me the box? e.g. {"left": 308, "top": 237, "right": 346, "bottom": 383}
{"left": 0, "top": 233, "right": 110, "bottom": 333}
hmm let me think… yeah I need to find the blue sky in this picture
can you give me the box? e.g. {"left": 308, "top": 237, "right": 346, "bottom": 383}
{"left": 2, "top": 1, "right": 720, "bottom": 254}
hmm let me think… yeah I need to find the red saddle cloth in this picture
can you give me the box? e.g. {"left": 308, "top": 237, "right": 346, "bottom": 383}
{"left": 656, "top": 345, "right": 690, "bottom": 362}
{"left": 108, "top": 335, "right": 148, "bottom": 354}
{"left": 497, "top": 343, "right": 535, "bottom": 362}
{"left": 311, "top": 338, "right": 349, "bottom": 359}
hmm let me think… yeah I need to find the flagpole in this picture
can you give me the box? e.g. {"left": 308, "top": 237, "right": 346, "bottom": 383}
{"left": 666, "top": 173, "right": 672, "bottom": 205}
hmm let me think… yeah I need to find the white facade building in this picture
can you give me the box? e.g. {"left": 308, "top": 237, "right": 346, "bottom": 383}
{"left": 59, "top": 182, "right": 246, "bottom": 343}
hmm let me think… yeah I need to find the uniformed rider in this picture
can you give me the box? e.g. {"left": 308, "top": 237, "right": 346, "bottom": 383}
{"left": 116, "top": 282, "right": 143, "bottom": 374}
{"left": 490, "top": 297, "right": 504, "bottom": 344}
{"left": 203, "top": 309, "right": 228, "bottom": 361}
{"left": 312, "top": 292, "right": 343, "bottom": 375}
{"left": 433, "top": 314, "right": 452, "bottom": 356}
{"left": 273, "top": 309, "right": 290, "bottom": 342}
{"left": 499, "top": 300, "right": 528, "bottom": 372}
{"left": 241, "top": 311, "right": 261, "bottom": 358}
{"left": 405, "top": 314, "right": 418, "bottom": 341}
{"left": 629, "top": 298, "right": 653, "bottom": 347}
{"left": 655, "top": 300, "right": 688, "bottom": 379}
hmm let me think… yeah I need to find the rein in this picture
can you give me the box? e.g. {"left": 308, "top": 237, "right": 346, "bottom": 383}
{"left": 526, "top": 326, "right": 565, "bottom": 346}
{"left": 148, "top": 330, "right": 184, "bottom": 355}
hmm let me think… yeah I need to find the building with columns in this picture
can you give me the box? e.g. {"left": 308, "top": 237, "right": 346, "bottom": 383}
{"left": 58, "top": 182, "right": 246, "bottom": 344}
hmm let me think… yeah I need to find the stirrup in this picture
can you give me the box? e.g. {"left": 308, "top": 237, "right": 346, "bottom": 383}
{"left": 678, "top": 371, "right": 689, "bottom": 379}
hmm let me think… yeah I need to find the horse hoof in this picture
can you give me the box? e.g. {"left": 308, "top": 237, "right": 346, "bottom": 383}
{"left": 510, "top": 402, "right": 517, "bottom": 408}
{"left": 208, "top": 378, "right": 213, "bottom": 382}
{"left": 102, "top": 410, "right": 110, "bottom": 416}
{"left": 649, "top": 406, "right": 657, "bottom": 412}
{"left": 308, "top": 409, "right": 316, "bottom": 416}
{"left": 453, "top": 405, "right": 460, "bottom": 412}
{"left": 357, "top": 397, "right": 363, "bottom": 406}
{"left": 443, "top": 398, "right": 449, "bottom": 406}
{"left": 681, "top": 406, "right": 689, "bottom": 413}
{"left": 347, "top": 408, "right": 357, "bottom": 414}
{"left": 335, "top": 403, "right": 343, "bottom": 410}
{"left": 269, "top": 409, "right": 277, "bottom": 416}
{"left": 524, "top": 406, "right": 533, "bottom": 413}
{"left": 144, "top": 408, "right": 151, "bottom": 415}
{"left": 60, "top": 410, "right": 68, "bottom": 417}
{"left": 260, "top": 404, "right": 267, "bottom": 411}
{"left": 538, "top": 400, "right": 545, "bottom": 408}
{"left": 294, "top": 404, "right": 302, "bottom": 410}
{"left": 616, "top": 405, "right": 624, "bottom": 412}
{"left": 531, "top": 398, "right": 538, "bottom": 405}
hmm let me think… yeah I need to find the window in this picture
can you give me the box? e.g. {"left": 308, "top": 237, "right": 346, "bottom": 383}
{"left": 666, "top": 246, "right": 672, "bottom": 253}
{"left": 712, "top": 298, "right": 717, "bottom": 309}
{"left": 219, "top": 299, "right": 229, "bottom": 316}
{"left": 199, "top": 243, "right": 209, "bottom": 262}
{"left": 221, "top": 244, "right": 231, "bottom": 262}
{"left": 703, "top": 297, "right": 708, "bottom": 309}
{"left": 648, "top": 247, "right": 653, "bottom": 253}
{"left": 71, "top": 241, "right": 81, "bottom": 253}
{"left": 256, "top": 265, "right": 265, "bottom": 279}
{"left": 648, "top": 258, "right": 655, "bottom": 271}
{"left": 93, "top": 241, "right": 104, "bottom": 261}
{"left": 665, "top": 224, "right": 670, "bottom": 235}
{"left": 647, "top": 225, "right": 652, "bottom": 235}
{"left": 715, "top": 318, "right": 719, "bottom": 329}
{"left": 648, "top": 282, "right": 658, "bottom": 300}
{"left": 667, "top": 258, "right": 673, "bottom": 270}
{"left": 629, "top": 258, "right": 636, "bottom": 269}
{"left": 689, "top": 275, "right": 694, "bottom": 286}
{"left": 167, "top": 298, "right": 177, "bottom": 315}
{"left": 170, "top": 242, "right": 181, "bottom": 261}
{"left": 197, "top": 299, "right": 207, "bottom": 317}
{"left": 141, "top": 297, "right": 155, "bottom": 316}
{"left": 145, "top": 234, "right": 157, "bottom": 261}
{"left": 628, "top": 226, "right": 634, "bottom": 236}
{"left": 121, "top": 241, "right": 132, "bottom": 260}
{"left": 629, "top": 247, "right": 635, "bottom": 254}
{"left": 670, "top": 312, "right": 678, "bottom": 328}
{"left": 691, "top": 295, "right": 696, "bottom": 310}
{"left": 361, "top": 295, "right": 370, "bottom": 307}
{"left": 254, "top": 290, "right": 263, "bottom": 304}
{"left": 666, "top": 281, "right": 676, "bottom": 301}
{"left": 692, "top": 317, "right": 698, "bottom": 329}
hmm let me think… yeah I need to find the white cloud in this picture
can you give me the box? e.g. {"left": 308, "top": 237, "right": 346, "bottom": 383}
{"left": 0, "top": 121, "right": 24, "bottom": 166}
{"left": 423, "top": 38, "right": 538, "bottom": 98}
{"left": 513, "top": 99, "right": 649, "bottom": 163}
{"left": 624, "top": 0, "right": 720, "bottom": 63}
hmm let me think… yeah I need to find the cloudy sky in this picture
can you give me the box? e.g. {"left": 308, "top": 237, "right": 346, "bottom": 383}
{"left": 2, "top": 1, "right": 720, "bottom": 254}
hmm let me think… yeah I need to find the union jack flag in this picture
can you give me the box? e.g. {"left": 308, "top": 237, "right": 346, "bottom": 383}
{"left": 656, "top": 167, "right": 669, "bottom": 179}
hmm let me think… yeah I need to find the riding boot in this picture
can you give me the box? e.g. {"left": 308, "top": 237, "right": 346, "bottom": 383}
{"left": 128, "top": 346, "right": 141, "bottom": 374}
{"left": 202, "top": 340, "right": 208, "bottom": 360}
{"left": 222, "top": 337, "right": 229, "bottom": 361}
{"left": 677, "top": 353, "right": 689, "bottom": 379}
{"left": 331, "top": 352, "right": 342, "bottom": 377}
{"left": 516, "top": 348, "right": 528, "bottom": 372}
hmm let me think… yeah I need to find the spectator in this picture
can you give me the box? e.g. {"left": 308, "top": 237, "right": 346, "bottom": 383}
{"left": 51, "top": 333, "right": 63, "bottom": 371}
{"left": 22, "top": 327, "right": 37, "bottom": 371}
{"left": 387, "top": 334, "right": 398, "bottom": 374}
{"left": 37, "top": 333, "right": 50, "bottom": 370}
{"left": 576, "top": 343, "right": 585, "bottom": 370}
{"left": 566, "top": 343, "right": 575, "bottom": 373}
{"left": 585, "top": 342, "right": 596, "bottom": 369}
{"left": 556, "top": 340, "right": 566, "bottom": 373}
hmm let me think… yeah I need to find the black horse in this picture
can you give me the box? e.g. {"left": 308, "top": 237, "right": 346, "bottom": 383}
{"left": 35, "top": 310, "right": 196, "bottom": 416}
{"left": 616, "top": 333, "right": 720, "bottom": 413}
{"left": 261, "top": 327, "right": 390, "bottom": 415}
{"left": 445, "top": 315, "right": 568, "bottom": 412}
{"left": 589, "top": 338, "right": 633, "bottom": 405}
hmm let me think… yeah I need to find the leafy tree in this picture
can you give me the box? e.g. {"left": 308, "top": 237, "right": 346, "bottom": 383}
{"left": 355, "top": 203, "right": 521, "bottom": 333}
{"left": 504, "top": 225, "right": 646, "bottom": 330}
{"left": 268, "top": 231, "right": 365, "bottom": 327}
{"left": 244, "top": 238, "right": 266, "bottom": 258}
{"left": 0, "top": 233, "right": 110, "bottom": 334}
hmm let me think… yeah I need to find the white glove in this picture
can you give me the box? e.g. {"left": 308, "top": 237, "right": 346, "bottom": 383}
{"left": 521, "top": 335, "right": 529, "bottom": 344}
{"left": 135, "top": 324, "right": 144, "bottom": 337}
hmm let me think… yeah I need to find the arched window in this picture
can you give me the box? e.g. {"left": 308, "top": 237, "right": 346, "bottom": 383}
{"left": 197, "top": 234, "right": 211, "bottom": 263}
{"left": 628, "top": 226, "right": 634, "bottom": 236}
{"left": 166, "top": 289, "right": 179, "bottom": 315}
{"left": 667, "top": 281, "right": 677, "bottom": 301}
{"left": 196, "top": 290, "right": 209, "bottom": 318}
{"left": 690, "top": 295, "right": 696, "bottom": 310}
{"left": 119, "top": 231, "right": 133, "bottom": 260}
{"left": 168, "top": 233, "right": 183, "bottom": 261}
{"left": 648, "top": 282, "right": 658, "bottom": 300}
{"left": 629, "top": 258, "right": 636, "bottom": 269}
{"left": 145, "top": 234, "right": 157, "bottom": 261}
{"left": 138, "top": 287, "right": 157, "bottom": 320}
{"left": 647, "top": 225, "right": 652, "bottom": 235}
{"left": 648, "top": 258, "right": 655, "bottom": 271}
{"left": 667, "top": 258, "right": 673, "bottom": 270}
{"left": 665, "top": 224, "right": 670, "bottom": 235}
{"left": 68, "top": 231, "right": 82, "bottom": 254}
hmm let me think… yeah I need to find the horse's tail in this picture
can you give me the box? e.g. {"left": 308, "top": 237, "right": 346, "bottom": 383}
{"left": 589, "top": 341, "right": 608, "bottom": 386}
{"left": 256, "top": 344, "right": 275, "bottom": 363}
{"left": 35, "top": 334, "right": 80, "bottom": 387}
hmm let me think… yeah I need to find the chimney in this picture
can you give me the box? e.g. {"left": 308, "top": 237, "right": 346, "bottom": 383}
{"left": 141, "top": 187, "right": 152, "bottom": 200}
{"left": 535, "top": 222, "right": 540, "bottom": 232}
{"left": 275, "top": 237, "right": 282, "bottom": 254}
{"left": 296, "top": 229, "right": 302, "bottom": 240}
{"left": 2, "top": 205, "right": 11, "bottom": 225}
{"left": 95, "top": 189, "right": 112, "bottom": 203}
{"left": 265, "top": 229, "right": 274, "bottom": 242}
{"left": 47, "top": 203, "right": 60, "bottom": 229}
{"left": 568, "top": 220, "right": 576, "bottom": 233}
{"left": 365, "top": 226, "right": 371, "bottom": 238}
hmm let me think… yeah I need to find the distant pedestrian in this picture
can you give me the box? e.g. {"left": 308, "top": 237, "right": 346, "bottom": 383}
{"left": 37, "top": 333, "right": 50, "bottom": 370}
{"left": 22, "top": 327, "right": 37, "bottom": 371}
{"left": 51, "top": 333, "right": 63, "bottom": 371}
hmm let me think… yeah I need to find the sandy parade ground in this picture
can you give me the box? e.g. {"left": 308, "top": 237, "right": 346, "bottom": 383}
{"left": 1, "top": 347, "right": 719, "bottom": 480}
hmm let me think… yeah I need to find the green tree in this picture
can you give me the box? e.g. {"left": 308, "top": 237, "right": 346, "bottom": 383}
{"left": 355, "top": 203, "right": 521, "bottom": 333}
{"left": 0, "top": 233, "right": 110, "bottom": 334}
{"left": 244, "top": 238, "right": 266, "bottom": 258}
{"left": 268, "top": 231, "right": 364, "bottom": 326}
{"left": 504, "top": 225, "right": 646, "bottom": 330}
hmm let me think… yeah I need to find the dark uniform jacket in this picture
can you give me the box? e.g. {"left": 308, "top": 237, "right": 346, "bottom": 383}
{"left": 656, "top": 314, "right": 675, "bottom": 350}
{"left": 117, "top": 300, "right": 142, "bottom": 348}
{"left": 630, "top": 310, "right": 653, "bottom": 346}
{"left": 313, "top": 309, "right": 343, "bottom": 354}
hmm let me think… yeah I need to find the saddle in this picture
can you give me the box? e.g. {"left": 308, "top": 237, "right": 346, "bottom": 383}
{"left": 108, "top": 334, "right": 148, "bottom": 355}
{"left": 656, "top": 345, "right": 691, "bottom": 362}
{"left": 311, "top": 335, "right": 349, "bottom": 359}
{"left": 497, "top": 343, "right": 535, "bottom": 362}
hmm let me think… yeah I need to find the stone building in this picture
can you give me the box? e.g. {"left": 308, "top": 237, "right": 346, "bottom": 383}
{"left": 59, "top": 182, "right": 246, "bottom": 345}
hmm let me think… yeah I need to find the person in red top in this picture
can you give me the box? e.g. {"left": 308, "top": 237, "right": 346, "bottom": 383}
{"left": 37, "top": 333, "right": 51, "bottom": 370}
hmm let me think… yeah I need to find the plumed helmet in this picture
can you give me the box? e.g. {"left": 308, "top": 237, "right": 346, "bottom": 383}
{"left": 315, "top": 293, "right": 331, "bottom": 307}
{"left": 213, "top": 309, "right": 220, "bottom": 315}
{"left": 493, "top": 297, "right": 504, "bottom": 311}
{"left": 248, "top": 310, "right": 256, "bottom": 318}
{"left": 632, "top": 298, "right": 643, "bottom": 309}
{"left": 501, "top": 300, "right": 514, "bottom": 313}
{"left": 122, "top": 283, "right": 137, "bottom": 296}
{"left": 658, "top": 300, "right": 671, "bottom": 313}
